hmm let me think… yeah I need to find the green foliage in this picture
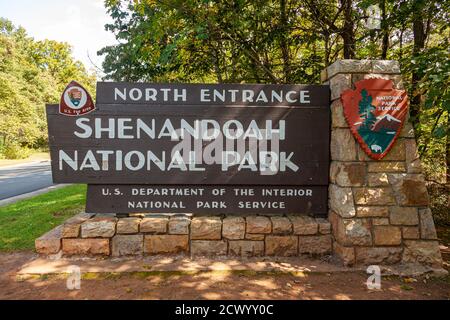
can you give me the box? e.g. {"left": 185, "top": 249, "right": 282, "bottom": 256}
{"left": 401, "top": 40, "right": 449, "bottom": 182}
{"left": 0, "top": 18, "right": 96, "bottom": 159}
{"left": 0, "top": 142, "right": 32, "bottom": 160}
{"left": 98, "top": 0, "right": 329, "bottom": 83}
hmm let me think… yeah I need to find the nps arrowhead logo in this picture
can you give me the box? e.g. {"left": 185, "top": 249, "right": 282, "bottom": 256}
{"left": 341, "top": 79, "right": 409, "bottom": 160}
{"left": 59, "top": 81, "right": 95, "bottom": 116}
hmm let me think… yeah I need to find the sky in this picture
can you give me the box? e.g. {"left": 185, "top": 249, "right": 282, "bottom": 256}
{"left": 0, "top": 0, "right": 117, "bottom": 73}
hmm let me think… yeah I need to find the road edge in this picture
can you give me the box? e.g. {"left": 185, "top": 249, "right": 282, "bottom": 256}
{"left": 0, "top": 184, "right": 71, "bottom": 207}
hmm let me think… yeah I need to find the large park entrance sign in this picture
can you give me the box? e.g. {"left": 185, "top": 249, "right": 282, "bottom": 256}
{"left": 46, "top": 83, "right": 330, "bottom": 216}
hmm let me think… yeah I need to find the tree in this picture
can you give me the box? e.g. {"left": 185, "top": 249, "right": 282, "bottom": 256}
{"left": 358, "top": 89, "right": 376, "bottom": 129}
{"left": 0, "top": 18, "right": 96, "bottom": 158}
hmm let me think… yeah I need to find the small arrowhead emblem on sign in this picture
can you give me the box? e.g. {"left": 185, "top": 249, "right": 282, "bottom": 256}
{"left": 59, "top": 81, "right": 95, "bottom": 116}
{"left": 341, "top": 79, "right": 409, "bottom": 160}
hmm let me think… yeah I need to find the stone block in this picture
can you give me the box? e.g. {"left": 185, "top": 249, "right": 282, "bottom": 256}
{"left": 330, "top": 162, "right": 366, "bottom": 187}
{"left": 334, "top": 217, "right": 372, "bottom": 246}
{"left": 265, "top": 236, "right": 298, "bottom": 256}
{"left": 35, "top": 226, "right": 62, "bottom": 254}
{"left": 373, "top": 226, "right": 402, "bottom": 245}
{"left": 353, "top": 187, "right": 395, "bottom": 205}
{"left": 330, "top": 129, "right": 357, "bottom": 161}
{"left": 355, "top": 247, "right": 402, "bottom": 265}
{"left": 372, "top": 60, "right": 401, "bottom": 74}
{"left": 368, "top": 162, "right": 406, "bottom": 173}
{"left": 330, "top": 73, "right": 352, "bottom": 100}
{"left": 327, "top": 60, "right": 372, "bottom": 80}
{"left": 405, "top": 139, "right": 422, "bottom": 173}
{"left": 168, "top": 216, "right": 190, "bottom": 235}
{"left": 62, "top": 238, "right": 110, "bottom": 256}
{"left": 289, "top": 215, "right": 318, "bottom": 235}
{"left": 62, "top": 213, "right": 93, "bottom": 238}
{"left": 191, "top": 216, "right": 222, "bottom": 239}
{"left": 352, "top": 73, "right": 390, "bottom": 86}
{"left": 81, "top": 217, "right": 116, "bottom": 238}
{"left": 112, "top": 235, "right": 143, "bottom": 256}
{"left": 316, "top": 218, "right": 331, "bottom": 234}
{"left": 270, "top": 216, "right": 292, "bottom": 235}
{"left": 419, "top": 208, "right": 437, "bottom": 239}
{"left": 191, "top": 240, "right": 227, "bottom": 256}
{"left": 356, "top": 143, "right": 372, "bottom": 161}
{"left": 390, "top": 75, "right": 405, "bottom": 88}
{"left": 402, "top": 227, "right": 420, "bottom": 239}
{"left": 368, "top": 173, "right": 389, "bottom": 186}
{"left": 245, "top": 234, "right": 265, "bottom": 240}
{"left": 329, "top": 184, "right": 356, "bottom": 218}
{"left": 351, "top": 73, "right": 404, "bottom": 90}
{"left": 62, "top": 223, "right": 81, "bottom": 238}
{"left": 333, "top": 241, "right": 355, "bottom": 266}
{"left": 298, "top": 235, "right": 332, "bottom": 255}
{"left": 65, "top": 212, "right": 94, "bottom": 223}
{"left": 140, "top": 217, "right": 169, "bottom": 234}
{"left": 400, "top": 122, "right": 415, "bottom": 138}
{"left": 222, "top": 216, "right": 245, "bottom": 239}
{"left": 117, "top": 217, "right": 140, "bottom": 234}
{"left": 330, "top": 100, "right": 348, "bottom": 128}
{"left": 356, "top": 206, "right": 389, "bottom": 217}
{"left": 402, "top": 240, "right": 443, "bottom": 266}
{"left": 388, "top": 174, "right": 429, "bottom": 206}
{"left": 228, "top": 241, "right": 264, "bottom": 257}
{"left": 382, "top": 139, "right": 406, "bottom": 161}
{"left": 144, "top": 235, "right": 189, "bottom": 254}
{"left": 246, "top": 216, "right": 271, "bottom": 234}
{"left": 390, "top": 207, "right": 418, "bottom": 225}
{"left": 372, "top": 218, "right": 390, "bottom": 225}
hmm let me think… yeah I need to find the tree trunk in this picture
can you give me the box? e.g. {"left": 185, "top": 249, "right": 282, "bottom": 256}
{"left": 324, "top": 32, "right": 330, "bottom": 66}
{"left": 279, "top": 0, "right": 290, "bottom": 83}
{"left": 381, "top": 0, "right": 389, "bottom": 59}
{"left": 341, "top": 0, "right": 355, "bottom": 59}
{"left": 447, "top": 112, "right": 450, "bottom": 210}
{"left": 212, "top": 44, "right": 223, "bottom": 83}
{"left": 410, "top": 0, "right": 426, "bottom": 132}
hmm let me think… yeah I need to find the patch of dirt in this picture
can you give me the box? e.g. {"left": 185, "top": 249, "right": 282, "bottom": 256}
{"left": 52, "top": 212, "right": 64, "bottom": 217}
{"left": 0, "top": 252, "right": 449, "bottom": 300}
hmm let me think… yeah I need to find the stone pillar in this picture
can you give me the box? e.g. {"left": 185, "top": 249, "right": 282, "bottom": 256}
{"left": 322, "top": 60, "right": 443, "bottom": 267}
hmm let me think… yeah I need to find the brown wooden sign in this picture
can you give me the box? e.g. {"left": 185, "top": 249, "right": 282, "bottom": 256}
{"left": 96, "top": 82, "right": 330, "bottom": 106}
{"left": 86, "top": 185, "right": 328, "bottom": 216}
{"left": 47, "top": 83, "right": 330, "bottom": 215}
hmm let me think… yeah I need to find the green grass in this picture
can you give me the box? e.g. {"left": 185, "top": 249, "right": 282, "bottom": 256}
{"left": 0, "top": 185, "right": 86, "bottom": 251}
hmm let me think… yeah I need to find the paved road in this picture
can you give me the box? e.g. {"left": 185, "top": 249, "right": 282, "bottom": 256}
{"left": 0, "top": 161, "right": 54, "bottom": 201}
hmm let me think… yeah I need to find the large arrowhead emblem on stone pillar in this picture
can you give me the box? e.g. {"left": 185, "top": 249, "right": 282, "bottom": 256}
{"left": 341, "top": 79, "right": 409, "bottom": 160}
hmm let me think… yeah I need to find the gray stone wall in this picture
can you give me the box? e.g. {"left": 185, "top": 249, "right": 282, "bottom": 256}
{"left": 323, "top": 59, "right": 443, "bottom": 267}
{"left": 36, "top": 213, "right": 332, "bottom": 258}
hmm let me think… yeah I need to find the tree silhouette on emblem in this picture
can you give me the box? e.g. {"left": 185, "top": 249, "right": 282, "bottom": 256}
{"left": 358, "top": 89, "right": 377, "bottom": 130}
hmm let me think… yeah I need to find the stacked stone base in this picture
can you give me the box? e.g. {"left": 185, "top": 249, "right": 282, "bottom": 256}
{"left": 323, "top": 59, "right": 444, "bottom": 269}
{"left": 36, "top": 213, "right": 332, "bottom": 258}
